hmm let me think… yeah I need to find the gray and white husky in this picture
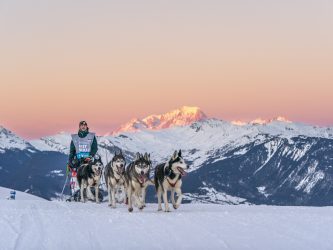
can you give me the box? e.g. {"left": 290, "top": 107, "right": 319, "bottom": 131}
{"left": 154, "top": 150, "right": 189, "bottom": 212}
{"left": 77, "top": 155, "right": 103, "bottom": 203}
{"left": 104, "top": 150, "right": 127, "bottom": 208}
{"left": 125, "top": 152, "right": 152, "bottom": 212}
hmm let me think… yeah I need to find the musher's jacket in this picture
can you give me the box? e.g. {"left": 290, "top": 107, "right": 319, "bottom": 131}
{"left": 68, "top": 130, "right": 98, "bottom": 162}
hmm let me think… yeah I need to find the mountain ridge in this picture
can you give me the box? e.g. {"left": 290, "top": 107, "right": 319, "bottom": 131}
{"left": 110, "top": 106, "right": 208, "bottom": 135}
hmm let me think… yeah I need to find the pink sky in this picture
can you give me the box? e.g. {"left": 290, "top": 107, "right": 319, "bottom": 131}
{"left": 0, "top": 1, "right": 332, "bottom": 139}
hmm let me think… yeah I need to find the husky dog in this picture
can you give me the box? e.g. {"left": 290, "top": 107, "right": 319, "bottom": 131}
{"left": 104, "top": 150, "right": 127, "bottom": 208}
{"left": 125, "top": 152, "right": 152, "bottom": 212}
{"left": 154, "top": 150, "right": 189, "bottom": 212}
{"left": 77, "top": 155, "right": 103, "bottom": 203}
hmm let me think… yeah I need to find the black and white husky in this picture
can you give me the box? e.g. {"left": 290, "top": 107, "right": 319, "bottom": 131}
{"left": 125, "top": 152, "right": 152, "bottom": 212}
{"left": 104, "top": 150, "right": 127, "bottom": 208}
{"left": 77, "top": 155, "right": 103, "bottom": 203}
{"left": 154, "top": 150, "right": 189, "bottom": 212}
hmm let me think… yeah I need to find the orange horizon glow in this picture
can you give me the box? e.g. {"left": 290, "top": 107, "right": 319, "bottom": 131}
{"left": 1, "top": 1, "right": 333, "bottom": 139}
{"left": 2, "top": 106, "right": 333, "bottom": 140}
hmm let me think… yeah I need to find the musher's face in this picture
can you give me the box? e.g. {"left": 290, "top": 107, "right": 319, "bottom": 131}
{"left": 79, "top": 123, "right": 88, "bottom": 131}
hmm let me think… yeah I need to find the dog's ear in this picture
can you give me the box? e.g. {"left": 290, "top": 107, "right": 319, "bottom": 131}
{"left": 119, "top": 149, "right": 123, "bottom": 156}
{"left": 144, "top": 153, "right": 151, "bottom": 162}
{"left": 172, "top": 150, "right": 178, "bottom": 160}
{"left": 178, "top": 150, "right": 182, "bottom": 158}
{"left": 135, "top": 152, "right": 140, "bottom": 161}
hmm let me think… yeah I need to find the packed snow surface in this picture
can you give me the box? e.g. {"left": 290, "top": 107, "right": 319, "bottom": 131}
{"left": 0, "top": 197, "right": 332, "bottom": 250}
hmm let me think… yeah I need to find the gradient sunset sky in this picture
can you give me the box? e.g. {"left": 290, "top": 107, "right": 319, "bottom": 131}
{"left": 1, "top": 0, "right": 332, "bottom": 139}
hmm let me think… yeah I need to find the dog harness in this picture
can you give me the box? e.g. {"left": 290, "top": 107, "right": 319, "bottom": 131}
{"left": 110, "top": 167, "right": 125, "bottom": 184}
{"left": 166, "top": 173, "right": 181, "bottom": 188}
{"left": 90, "top": 167, "right": 102, "bottom": 187}
{"left": 114, "top": 175, "right": 125, "bottom": 184}
{"left": 164, "top": 164, "right": 181, "bottom": 188}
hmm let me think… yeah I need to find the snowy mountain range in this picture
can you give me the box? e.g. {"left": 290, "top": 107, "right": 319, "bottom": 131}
{"left": 1, "top": 106, "right": 333, "bottom": 205}
{"left": 0, "top": 126, "right": 35, "bottom": 153}
{"left": 110, "top": 106, "right": 207, "bottom": 135}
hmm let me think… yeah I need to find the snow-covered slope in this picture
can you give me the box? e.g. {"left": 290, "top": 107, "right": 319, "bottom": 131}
{"left": 30, "top": 132, "right": 71, "bottom": 154}
{"left": 0, "top": 126, "right": 33, "bottom": 153}
{"left": 0, "top": 200, "right": 332, "bottom": 250}
{"left": 0, "top": 186, "right": 45, "bottom": 201}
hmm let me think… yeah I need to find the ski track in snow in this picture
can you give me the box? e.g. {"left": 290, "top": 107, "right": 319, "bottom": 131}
{"left": 0, "top": 200, "right": 333, "bottom": 250}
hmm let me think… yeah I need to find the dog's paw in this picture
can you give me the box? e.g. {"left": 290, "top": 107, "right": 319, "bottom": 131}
{"left": 108, "top": 203, "right": 112, "bottom": 207}
{"left": 139, "top": 206, "right": 144, "bottom": 210}
{"left": 157, "top": 208, "right": 163, "bottom": 212}
{"left": 173, "top": 204, "right": 180, "bottom": 209}
{"left": 165, "top": 208, "right": 171, "bottom": 212}
{"left": 128, "top": 207, "right": 133, "bottom": 212}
